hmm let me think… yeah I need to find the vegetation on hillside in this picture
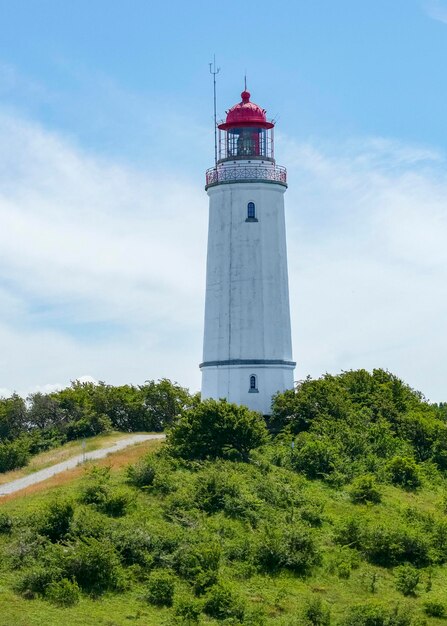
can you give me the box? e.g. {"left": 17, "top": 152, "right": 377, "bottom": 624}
{"left": 1, "top": 369, "right": 447, "bottom": 625}
{"left": 0, "top": 379, "right": 194, "bottom": 472}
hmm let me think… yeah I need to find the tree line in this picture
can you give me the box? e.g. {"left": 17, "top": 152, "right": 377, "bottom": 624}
{"left": 0, "top": 379, "right": 194, "bottom": 472}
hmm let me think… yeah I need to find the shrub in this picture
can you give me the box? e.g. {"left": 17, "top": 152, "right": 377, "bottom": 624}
{"left": 100, "top": 488, "right": 133, "bottom": 517}
{"left": 46, "top": 578, "right": 80, "bottom": 607}
{"left": 299, "top": 502, "right": 325, "bottom": 527}
{"left": 395, "top": 564, "right": 419, "bottom": 596}
{"left": 361, "top": 524, "right": 429, "bottom": 567}
{"left": 146, "top": 570, "right": 175, "bottom": 607}
{"left": 110, "top": 524, "right": 153, "bottom": 567}
{"left": 79, "top": 466, "right": 132, "bottom": 516}
{"left": 16, "top": 561, "right": 64, "bottom": 596}
{"left": 341, "top": 602, "right": 412, "bottom": 626}
{"left": 0, "top": 512, "right": 13, "bottom": 534}
{"left": 387, "top": 456, "right": 421, "bottom": 490}
{"left": 255, "top": 522, "right": 320, "bottom": 574}
{"left": 173, "top": 539, "right": 221, "bottom": 594}
{"left": 195, "top": 468, "right": 240, "bottom": 514}
{"left": 79, "top": 466, "right": 110, "bottom": 506}
{"left": 173, "top": 594, "right": 202, "bottom": 624}
{"left": 349, "top": 475, "right": 382, "bottom": 504}
{"left": 303, "top": 596, "right": 331, "bottom": 626}
{"left": 126, "top": 455, "right": 156, "bottom": 488}
{"left": 334, "top": 517, "right": 362, "bottom": 548}
{"left": 194, "top": 466, "right": 260, "bottom": 523}
{"left": 0, "top": 437, "right": 30, "bottom": 472}
{"left": 65, "top": 537, "right": 123, "bottom": 594}
{"left": 38, "top": 498, "right": 74, "bottom": 542}
{"left": 168, "top": 399, "right": 269, "bottom": 461}
{"left": 8, "top": 529, "right": 49, "bottom": 568}
{"left": 337, "top": 561, "right": 352, "bottom": 579}
{"left": 69, "top": 506, "right": 109, "bottom": 539}
{"left": 203, "top": 581, "right": 245, "bottom": 621}
{"left": 423, "top": 600, "right": 446, "bottom": 617}
{"left": 291, "top": 433, "right": 337, "bottom": 479}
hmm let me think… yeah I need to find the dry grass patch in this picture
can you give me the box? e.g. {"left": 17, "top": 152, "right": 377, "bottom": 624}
{"left": 0, "top": 432, "right": 157, "bottom": 486}
{"left": 0, "top": 438, "right": 163, "bottom": 503}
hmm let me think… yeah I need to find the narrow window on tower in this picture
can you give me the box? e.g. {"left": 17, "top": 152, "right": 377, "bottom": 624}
{"left": 249, "top": 374, "right": 258, "bottom": 393}
{"left": 246, "top": 202, "right": 258, "bottom": 222}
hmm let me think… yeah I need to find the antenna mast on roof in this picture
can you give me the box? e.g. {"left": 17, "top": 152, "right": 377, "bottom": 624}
{"left": 209, "top": 55, "right": 220, "bottom": 168}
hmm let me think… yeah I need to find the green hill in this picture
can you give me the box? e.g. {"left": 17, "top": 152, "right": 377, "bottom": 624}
{"left": 1, "top": 369, "right": 447, "bottom": 625}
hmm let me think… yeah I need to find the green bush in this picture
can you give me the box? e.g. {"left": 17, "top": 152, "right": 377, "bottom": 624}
{"left": 173, "top": 594, "right": 202, "bottom": 624}
{"left": 423, "top": 600, "right": 446, "bottom": 617}
{"left": 7, "top": 529, "right": 49, "bottom": 569}
{"left": 299, "top": 502, "right": 325, "bottom": 527}
{"left": 255, "top": 522, "right": 320, "bottom": 574}
{"left": 17, "top": 563, "right": 63, "bottom": 597}
{"left": 168, "top": 399, "right": 269, "bottom": 462}
{"left": 361, "top": 524, "right": 430, "bottom": 567}
{"left": 341, "top": 602, "right": 412, "bottom": 626}
{"left": 38, "top": 498, "right": 74, "bottom": 542}
{"left": 303, "top": 596, "right": 331, "bottom": 626}
{"left": 69, "top": 506, "right": 109, "bottom": 539}
{"left": 173, "top": 539, "right": 221, "bottom": 594}
{"left": 334, "top": 517, "right": 362, "bottom": 548}
{"left": 203, "top": 581, "right": 245, "bottom": 621}
{"left": 100, "top": 488, "right": 133, "bottom": 517}
{"left": 79, "top": 466, "right": 131, "bottom": 516}
{"left": 0, "top": 437, "right": 30, "bottom": 472}
{"left": 291, "top": 433, "right": 337, "bottom": 479}
{"left": 387, "top": 456, "right": 421, "bottom": 490}
{"left": 349, "top": 475, "right": 382, "bottom": 504}
{"left": 194, "top": 465, "right": 260, "bottom": 523}
{"left": 110, "top": 524, "right": 153, "bottom": 567}
{"left": 79, "top": 466, "right": 111, "bottom": 506}
{"left": 126, "top": 455, "right": 156, "bottom": 488}
{"left": 146, "top": 570, "right": 175, "bottom": 607}
{"left": 0, "top": 512, "right": 13, "bottom": 534}
{"left": 394, "top": 564, "right": 419, "bottom": 596}
{"left": 65, "top": 537, "right": 123, "bottom": 594}
{"left": 46, "top": 578, "right": 80, "bottom": 607}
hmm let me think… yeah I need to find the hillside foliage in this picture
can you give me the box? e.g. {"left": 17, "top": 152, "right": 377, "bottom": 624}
{"left": 1, "top": 368, "right": 447, "bottom": 624}
{"left": 0, "top": 379, "right": 194, "bottom": 472}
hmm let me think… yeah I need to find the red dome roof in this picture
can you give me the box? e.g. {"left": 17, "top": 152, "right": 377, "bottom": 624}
{"left": 218, "top": 90, "right": 274, "bottom": 131}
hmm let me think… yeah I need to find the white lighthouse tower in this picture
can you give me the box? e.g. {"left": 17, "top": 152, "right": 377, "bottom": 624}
{"left": 200, "top": 87, "right": 295, "bottom": 415}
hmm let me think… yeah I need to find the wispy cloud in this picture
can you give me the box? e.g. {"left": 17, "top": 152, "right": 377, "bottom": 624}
{"left": 425, "top": 0, "right": 447, "bottom": 24}
{"left": 0, "top": 108, "right": 446, "bottom": 402}
{"left": 283, "top": 136, "right": 447, "bottom": 402}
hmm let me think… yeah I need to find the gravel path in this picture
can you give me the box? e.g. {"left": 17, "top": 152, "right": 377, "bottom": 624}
{"left": 0, "top": 434, "right": 165, "bottom": 497}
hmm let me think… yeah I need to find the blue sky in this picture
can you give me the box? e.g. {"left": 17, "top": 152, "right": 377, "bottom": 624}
{"left": 0, "top": 0, "right": 446, "bottom": 401}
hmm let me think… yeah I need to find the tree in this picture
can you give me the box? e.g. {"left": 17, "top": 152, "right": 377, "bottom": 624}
{"left": 0, "top": 394, "right": 27, "bottom": 440}
{"left": 167, "top": 399, "right": 269, "bottom": 461}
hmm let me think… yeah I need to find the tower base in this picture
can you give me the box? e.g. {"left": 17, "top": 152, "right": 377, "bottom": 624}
{"left": 200, "top": 361, "right": 295, "bottom": 415}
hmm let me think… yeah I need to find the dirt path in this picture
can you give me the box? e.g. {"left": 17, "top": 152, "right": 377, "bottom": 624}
{"left": 0, "top": 434, "right": 165, "bottom": 497}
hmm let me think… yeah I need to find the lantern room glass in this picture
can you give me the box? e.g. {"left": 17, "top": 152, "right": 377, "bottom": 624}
{"left": 218, "top": 127, "right": 274, "bottom": 162}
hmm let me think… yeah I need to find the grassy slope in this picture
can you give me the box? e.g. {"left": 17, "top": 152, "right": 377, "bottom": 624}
{"left": 0, "top": 431, "right": 157, "bottom": 486}
{"left": 1, "top": 443, "right": 447, "bottom": 625}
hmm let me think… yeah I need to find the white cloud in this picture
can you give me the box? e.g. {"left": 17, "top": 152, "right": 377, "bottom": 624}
{"left": 282, "top": 136, "right": 447, "bottom": 402}
{"left": 0, "top": 109, "right": 207, "bottom": 396}
{"left": 0, "top": 109, "right": 446, "bottom": 403}
{"left": 425, "top": 0, "right": 447, "bottom": 24}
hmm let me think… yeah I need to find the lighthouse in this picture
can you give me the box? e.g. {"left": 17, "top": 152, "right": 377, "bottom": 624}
{"left": 200, "top": 87, "right": 295, "bottom": 415}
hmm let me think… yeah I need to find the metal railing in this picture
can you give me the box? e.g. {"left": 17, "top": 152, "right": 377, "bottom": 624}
{"left": 205, "top": 164, "right": 287, "bottom": 188}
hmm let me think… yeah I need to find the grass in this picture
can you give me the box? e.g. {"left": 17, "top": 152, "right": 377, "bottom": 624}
{"left": 0, "top": 431, "right": 160, "bottom": 485}
{"left": 2, "top": 444, "right": 447, "bottom": 624}
{"left": 0, "top": 436, "right": 163, "bottom": 503}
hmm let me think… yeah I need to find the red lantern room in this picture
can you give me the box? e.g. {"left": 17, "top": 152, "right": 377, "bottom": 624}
{"left": 217, "top": 90, "right": 275, "bottom": 162}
